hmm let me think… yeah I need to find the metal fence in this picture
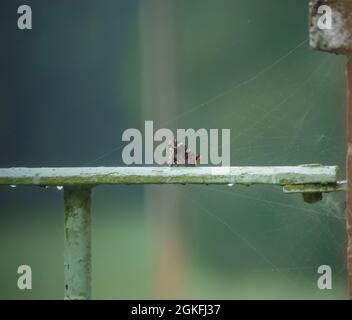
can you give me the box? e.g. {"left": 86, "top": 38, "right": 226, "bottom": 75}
{"left": 0, "top": 165, "right": 346, "bottom": 299}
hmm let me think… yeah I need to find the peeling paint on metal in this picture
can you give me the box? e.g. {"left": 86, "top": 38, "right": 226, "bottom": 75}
{"left": 0, "top": 166, "right": 340, "bottom": 186}
{"left": 64, "top": 186, "right": 91, "bottom": 300}
{"left": 309, "top": 0, "right": 352, "bottom": 54}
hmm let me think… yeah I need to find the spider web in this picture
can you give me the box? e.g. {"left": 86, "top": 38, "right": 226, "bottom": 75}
{"left": 85, "top": 35, "right": 347, "bottom": 298}
{"left": 0, "top": 0, "right": 347, "bottom": 300}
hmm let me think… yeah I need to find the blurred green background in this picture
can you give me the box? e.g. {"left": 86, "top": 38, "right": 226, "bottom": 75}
{"left": 0, "top": 0, "right": 348, "bottom": 299}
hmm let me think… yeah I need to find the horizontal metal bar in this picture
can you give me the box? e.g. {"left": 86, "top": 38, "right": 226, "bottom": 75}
{"left": 283, "top": 180, "right": 347, "bottom": 194}
{"left": 0, "top": 165, "right": 340, "bottom": 186}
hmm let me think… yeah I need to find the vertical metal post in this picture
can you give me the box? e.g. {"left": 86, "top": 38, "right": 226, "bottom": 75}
{"left": 309, "top": 0, "right": 352, "bottom": 299}
{"left": 346, "top": 58, "right": 352, "bottom": 298}
{"left": 64, "top": 186, "right": 92, "bottom": 300}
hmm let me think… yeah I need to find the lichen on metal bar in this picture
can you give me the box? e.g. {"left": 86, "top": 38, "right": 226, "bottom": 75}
{"left": 0, "top": 165, "right": 340, "bottom": 186}
{"left": 283, "top": 180, "right": 347, "bottom": 193}
{"left": 64, "top": 186, "right": 91, "bottom": 300}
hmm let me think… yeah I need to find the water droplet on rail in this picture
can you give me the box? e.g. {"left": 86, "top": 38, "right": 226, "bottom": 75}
{"left": 227, "top": 183, "right": 234, "bottom": 187}
{"left": 57, "top": 186, "right": 63, "bottom": 190}
{"left": 10, "top": 185, "right": 16, "bottom": 188}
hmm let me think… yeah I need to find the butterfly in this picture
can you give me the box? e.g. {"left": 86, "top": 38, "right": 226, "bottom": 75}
{"left": 167, "top": 139, "right": 201, "bottom": 166}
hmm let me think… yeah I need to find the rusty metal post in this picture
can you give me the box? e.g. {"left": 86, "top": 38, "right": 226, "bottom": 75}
{"left": 309, "top": 0, "right": 352, "bottom": 298}
{"left": 64, "top": 186, "right": 92, "bottom": 300}
{"left": 346, "top": 58, "right": 352, "bottom": 298}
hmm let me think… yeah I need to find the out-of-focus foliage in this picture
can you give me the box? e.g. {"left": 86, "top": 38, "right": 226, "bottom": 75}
{"left": 0, "top": 0, "right": 347, "bottom": 299}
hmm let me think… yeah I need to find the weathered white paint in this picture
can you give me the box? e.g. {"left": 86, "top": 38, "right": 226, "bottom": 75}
{"left": 309, "top": 0, "right": 352, "bottom": 54}
{"left": 0, "top": 165, "right": 340, "bottom": 186}
{"left": 64, "top": 186, "right": 91, "bottom": 300}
